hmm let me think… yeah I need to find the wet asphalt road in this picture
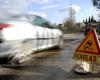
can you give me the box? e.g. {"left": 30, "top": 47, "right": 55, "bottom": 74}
{"left": 0, "top": 34, "right": 100, "bottom": 80}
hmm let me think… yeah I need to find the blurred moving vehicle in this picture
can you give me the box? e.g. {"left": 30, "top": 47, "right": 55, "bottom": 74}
{"left": 0, "top": 14, "right": 63, "bottom": 63}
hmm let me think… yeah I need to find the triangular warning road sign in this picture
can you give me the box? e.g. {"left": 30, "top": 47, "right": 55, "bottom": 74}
{"left": 75, "top": 28, "right": 100, "bottom": 55}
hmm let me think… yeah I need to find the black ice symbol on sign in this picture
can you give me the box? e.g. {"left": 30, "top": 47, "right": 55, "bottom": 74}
{"left": 84, "top": 40, "right": 93, "bottom": 51}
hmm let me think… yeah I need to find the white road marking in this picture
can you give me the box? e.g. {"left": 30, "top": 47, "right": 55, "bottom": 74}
{"left": 66, "top": 39, "right": 81, "bottom": 46}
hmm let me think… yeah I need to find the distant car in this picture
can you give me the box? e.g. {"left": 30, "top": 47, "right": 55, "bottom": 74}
{"left": 84, "top": 27, "right": 91, "bottom": 36}
{"left": 0, "top": 14, "right": 63, "bottom": 63}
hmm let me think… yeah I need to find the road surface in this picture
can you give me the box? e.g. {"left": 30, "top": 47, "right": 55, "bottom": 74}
{"left": 0, "top": 34, "right": 100, "bottom": 80}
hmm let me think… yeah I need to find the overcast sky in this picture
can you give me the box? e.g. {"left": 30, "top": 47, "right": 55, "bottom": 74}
{"left": 0, "top": 0, "right": 99, "bottom": 23}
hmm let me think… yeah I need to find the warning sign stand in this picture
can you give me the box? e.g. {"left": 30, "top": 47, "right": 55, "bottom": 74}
{"left": 73, "top": 28, "right": 100, "bottom": 74}
{"left": 74, "top": 60, "right": 95, "bottom": 74}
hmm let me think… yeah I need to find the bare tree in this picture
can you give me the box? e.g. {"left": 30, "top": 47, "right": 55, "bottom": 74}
{"left": 62, "top": 7, "right": 76, "bottom": 31}
{"left": 68, "top": 6, "right": 76, "bottom": 24}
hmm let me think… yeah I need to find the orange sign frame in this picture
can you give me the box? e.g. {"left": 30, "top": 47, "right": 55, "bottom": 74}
{"left": 76, "top": 28, "right": 100, "bottom": 55}
{"left": 73, "top": 28, "right": 100, "bottom": 63}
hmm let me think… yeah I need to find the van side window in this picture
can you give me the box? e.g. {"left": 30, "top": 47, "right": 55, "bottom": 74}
{"left": 31, "top": 16, "right": 53, "bottom": 28}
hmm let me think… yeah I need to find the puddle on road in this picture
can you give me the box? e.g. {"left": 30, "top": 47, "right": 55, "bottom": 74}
{"left": 0, "top": 39, "right": 80, "bottom": 66}
{"left": 0, "top": 39, "right": 91, "bottom": 80}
